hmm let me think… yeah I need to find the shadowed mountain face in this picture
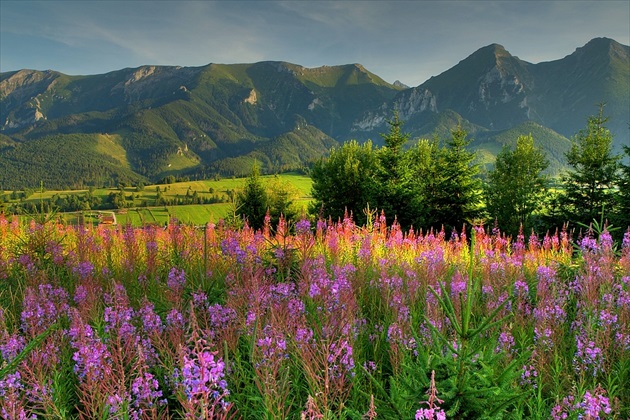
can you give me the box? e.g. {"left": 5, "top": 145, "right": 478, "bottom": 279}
{"left": 1, "top": 38, "right": 628, "bottom": 189}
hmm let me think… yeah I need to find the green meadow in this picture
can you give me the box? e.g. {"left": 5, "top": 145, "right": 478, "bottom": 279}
{"left": 1, "top": 173, "right": 313, "bottom": 226}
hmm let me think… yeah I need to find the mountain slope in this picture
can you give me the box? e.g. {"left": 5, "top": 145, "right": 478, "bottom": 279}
{"left": 355, "top": 37, "right": 629, "bottom": 152}
{"left": 1, "top": 38, "right": 628, "bottom": 189}
{"left": 1, "top": 62, "right": 402, "bottom": 188}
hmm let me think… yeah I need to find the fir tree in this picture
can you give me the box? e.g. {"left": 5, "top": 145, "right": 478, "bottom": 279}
{"left": 236, "top": 163, "right": 269, "bottom": 230}
{"left": 485, "top": 134, "right": 549, "bottom": 236}
{"left": 560, "top": 105, "right": 620, "bottom": 227}
{"left": 427, "top": 126, "right": 482, "bottom": 232}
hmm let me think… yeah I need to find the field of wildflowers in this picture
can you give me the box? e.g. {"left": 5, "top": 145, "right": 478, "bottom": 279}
{"left": 0, "top": 212, "right": 628, "bottom": 419}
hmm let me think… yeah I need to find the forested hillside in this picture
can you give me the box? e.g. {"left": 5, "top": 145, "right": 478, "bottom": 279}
{"left": 1, "top": 38, "right": 628, "bottom": 189}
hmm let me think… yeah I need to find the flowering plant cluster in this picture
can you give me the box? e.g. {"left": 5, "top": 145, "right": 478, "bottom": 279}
{"left": 0, "top": 213, "right": 628, "bottom": 418}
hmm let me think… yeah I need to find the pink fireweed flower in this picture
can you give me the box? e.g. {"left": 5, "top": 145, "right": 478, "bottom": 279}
{"left": 131, "top": 372, "right": 163, "bottom": 409}
{"left": 579, "top": 389, "right": 612, "bottom": 418}
{"left": 20, "top": 284, "right": 69, "bottom": 336}
{"left": 68, "top": 321, "right": 112, "bottom": 381}
{"left": 106, "top": 393, "right": 125, "bottom": 415}
{"left": 256, "top": 324, "right": 289, "bottom": 368}
{"left": 0, "top": 333, "right": 25, "bottom": 362}
{"left": 450, "top": 275, "right": 467, "bottom": 298}
{"left": 520, "top": 364, "right": 538, "bottom": 388}
{"left": 295, "top": 327, "right": 314, "bottom": 348}
{"left": 167, "top": 267, "right": 186, "bottom": 291}
{"left": 579, "top": 235, "right": 599, "bottom": 253}
{"left": 416, "top": 371, "right": 446, "bottom": 420}
{"left": 327, "top": 339, "right": 355, "bottom": 378}
{"left": 0, "top": 371, "right": 36, "bottom": 420}
{"left": 138, "top": 302, "right": 164, "bottom": 336}
{"left": 166, "top": 308, "right": 186, "bottom": 329}
{"left": 0, "top": 371, "right": 23, "bottom": 398}
{"left": 513, "top": 279, "right": 529, "bottom": 297}
{"left": 72, "top": 261, "right": 94, "bottom": 280}
{"left": 574, "top": 336, "right": 604, "bottom": 377}
{"left": 551, "top": 386, "right": 612, "bottom": 419}
{"left": 175, "top": 347, "right": 229, "bottom": 403}
{"left": 73, "top": 285, "right": 88, "bottom": 306}
{"left": 495, "top": 331, "right": 515, "bottom": 354}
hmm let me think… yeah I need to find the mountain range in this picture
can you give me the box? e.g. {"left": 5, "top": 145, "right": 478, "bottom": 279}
{"left": 1, "top": 37, "right": 628, "bottom": 189}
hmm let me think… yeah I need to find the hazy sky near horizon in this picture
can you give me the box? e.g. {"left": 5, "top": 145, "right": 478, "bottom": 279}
{"left": 1, "top": 1, "right": 629, "bottom": 87}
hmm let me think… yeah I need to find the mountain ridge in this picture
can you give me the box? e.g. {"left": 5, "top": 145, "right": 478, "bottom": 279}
{"left": 1, "top": 38, "right": 628, "bottom": 189}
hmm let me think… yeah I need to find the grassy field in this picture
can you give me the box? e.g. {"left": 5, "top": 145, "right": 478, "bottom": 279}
{"left": 113, "top": 204, "right": 234, "bottom": 226}
{"left": 1, "top": 173, "right": 313, "bottom": 226}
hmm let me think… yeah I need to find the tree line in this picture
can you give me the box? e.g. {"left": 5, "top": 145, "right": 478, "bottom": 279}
{"left": 302, "top": 106, "right": 629, "bottom": 239}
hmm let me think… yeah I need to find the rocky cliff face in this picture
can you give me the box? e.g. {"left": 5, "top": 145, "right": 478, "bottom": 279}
{"left": 352, "top": 38, "right": 628, "bottom": 150}
{"left": 1, "top": 70, "right": 59, "bottom": 129}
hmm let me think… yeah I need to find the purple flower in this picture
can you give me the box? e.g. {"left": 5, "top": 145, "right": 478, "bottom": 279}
{"left": 416, "top": 408, "right": 446, "bottom": 420}
{"left": 131, "top": 372, "right": 163, "bottom": 408}
{"left": 107, "top": 393, "right": 125, "bottom": 414}
{"left": 450, "top": 278, "right": 467, "bottom": 297}
{"left": 574, "top": 337, "right": 603, "bottom": 376}
{"left": 580, "top": 389, "right": 612, "bottom": 418}
{"left": 220, "top": 237, "right": 246, "bottom": 263}
{"left": 207, "top": 304, "right": 236, "bottom": 327}
{"left": 176, "top": 348, "right": 228, "bottom": 401}
{"left": 166, "top": 308, "right": 186, "bottom": 330}
{"left": 138, "top": 302, "right": 164, "bottom": 336}
{"left": 296, "top": 219, "right": 311, "bottom": 235}
{"left": 0, "top": 371, "right": 23, "bottom": 398}
{"left": 536, "top": 266, "right": 556, "bottom": 285}
{"left": 579, "top": 235, "right": 598, "bottom": 253}
{"left": 551, "top": 387, "right": 612, "bottom": 420}
{"left": 73, "top": 285, "right": 88, "bottom": 305}
{"left": 495, "top": 331, "right": 515, "bottom": 354}
{"left": 192, "top": 291, "right": 208, "bottom": 308}
{"left": 514, "top": 279, "right": 529, "bottom": 296}
{"left": 328, "top": 339, "right": 355, "bottom": 377}
{"left": 73, "top": 261, "right": 94, "bottom": 279}
{"left": 167, "top": 267, "right": 186, "bottom": 291}
{"left": 256, "top": 325, "right": 288, "bottom": 367}
{"left": 20, "top": 284, "right": 69, "bottom": 335}
{"left": 17, "top": 254, "right": 35, "bottom": 271}
{"left": 520, "top": 364, "right": 538, "bottom": 388}
{"left": 295, "top": 328, "right": 314, "bottom": 347}
{"left": 0, "top": 333, "right": 25, "bottom": 362}
{"left": 69, "top": 322, "right": 112, "bottom": 381}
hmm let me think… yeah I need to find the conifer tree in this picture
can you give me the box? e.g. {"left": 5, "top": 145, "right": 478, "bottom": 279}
{"left": 426, "top": 126, "right": 482, "bottom": 232}
{"left": 310, "top": 140, "right": 379, "bottom": 225}
{"left": 485, "top": 134, "right": 549, "bottom": 236}
{"left": 376, "top": 111, "right": 414, "bottom": 227}
{"left": 236, "top": 163, "right": 268, "bottom": 230}
{"left": 560, "top": 105, "right": 620, "bottom": 227}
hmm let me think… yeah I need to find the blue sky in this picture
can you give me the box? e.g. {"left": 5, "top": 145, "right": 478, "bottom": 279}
{"left": 1, "top": 1, "right": 629, "bottom": 87}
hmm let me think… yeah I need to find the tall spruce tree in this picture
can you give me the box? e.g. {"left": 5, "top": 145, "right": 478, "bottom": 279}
{"left": 376, "top": 111, "right": 414, "bottom": 227}
{"left": 484, "top": 134, "right": 549, "bottom": 237}
{"left": 426, "top": 126, "right": 482, "bottom": 232}
{"left": 236, "top": 163, "right": 269, "bottom": 230}
{"left": 560, "top": 105, "right": 620, "bottom": 227}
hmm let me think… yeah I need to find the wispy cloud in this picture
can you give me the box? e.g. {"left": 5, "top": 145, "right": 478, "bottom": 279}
{"left": 1, "top": 0, "right": 628, "bottom": 85}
